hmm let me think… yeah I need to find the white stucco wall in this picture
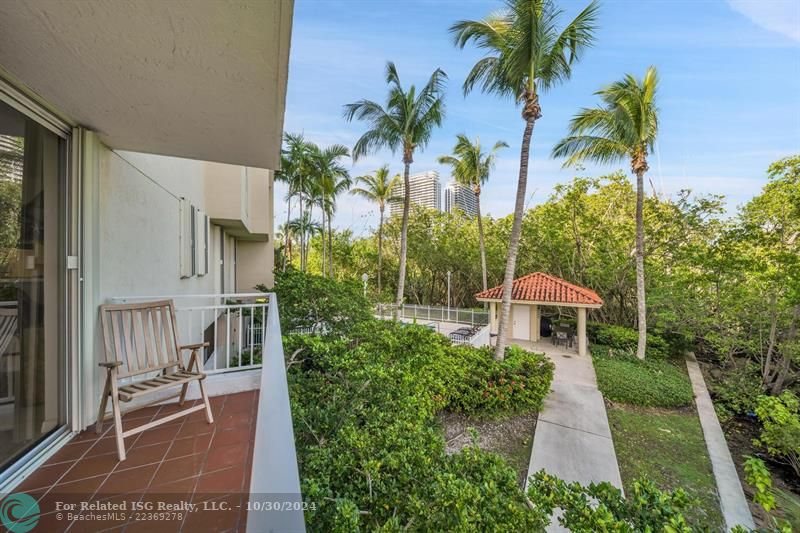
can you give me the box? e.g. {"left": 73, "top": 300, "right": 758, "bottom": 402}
{"left": 82, "top": 145, "right": 256, "bottom": 428}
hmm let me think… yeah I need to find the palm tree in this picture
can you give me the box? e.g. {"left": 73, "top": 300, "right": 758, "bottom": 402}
{"left": 451, "top": 0, "right": 599, "bottom": 360}
{"left": 351, "top": 165, "right": 401, "bottom": 293}
{"left": 344, "top": 62, "right": 447, "bottom": 314}
{"left": 438, "top": 135, "right": 508, "bottom": 295}
{"left": 278, "top": 133, "right": 314, "bottom": 271}
{"left": 552, "top": 67, "right": 659, "bottom": 359}
{"left": 310, "top": 143, "right": 351, "bottom": 277}
{"left": 287, "top": 211, "right": 321, "bottom": 267}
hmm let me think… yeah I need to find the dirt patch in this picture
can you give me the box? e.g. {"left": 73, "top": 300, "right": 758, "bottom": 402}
{"left": 723, "top": 416, "right": 800, "bottom": 528}
{"left": 438, "top": 411, "right": 536, "bottom": 487}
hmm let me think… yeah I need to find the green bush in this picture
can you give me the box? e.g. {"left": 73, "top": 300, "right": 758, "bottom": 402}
{"left": 448, "top": 344, "right": 554, "bottom": 415}
{"left": 527, "top": 470, "right": 693, "bottom": 531}
{"left": 707, "top": 362, "right": 763, "bottom": 422}
{"left": 754, "top": 392, "right": 800, "bottom": 478}
{"left": 592, "top": 347, "right": 694, "bottom": 408}
{"left": 261, "top": 268, "right": 372, "bottom": 335}
{"left": 586, "top": 321, "right": 671, "bottom": 359}
{"left": 286, "top": 319, "right": 553, "bottom": 530}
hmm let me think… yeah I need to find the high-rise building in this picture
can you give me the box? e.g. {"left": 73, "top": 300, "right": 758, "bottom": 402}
{"left": 389, "top": 170, "right": 441, "bottom": 216}
{"left": 444, "top": 180, "right": 478, "bottom": 217}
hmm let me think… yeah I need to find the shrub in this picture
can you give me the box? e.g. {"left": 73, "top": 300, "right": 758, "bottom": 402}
{"left": 586, "top": 321, "right": 671, "bottom": 359}
{"left": 743, "top": 456, "right": 798, "bottom": 532}
{"left": 754, "top": 392, "right": 800, "bottom": 478}
{"left": 527, "top": 470, "right": 693, "bottom": 531}
{"left": 285, "top": 319, "right": 553, "bottom": 530}
{"left": 707, "top": 362, "right": 763, "bottom": 422}
{"left": 448, "top": 344, "right": 554, "bottom": 416}
{"left": 592, "top": 347, "right": 694, "bottom": 408}
{"left": 261, "top": 268, "right": 372, "bottom": 335}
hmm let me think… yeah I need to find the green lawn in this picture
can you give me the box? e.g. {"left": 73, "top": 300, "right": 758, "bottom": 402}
{"left": 608, "top": 405, "right": 725, "bottom": 531}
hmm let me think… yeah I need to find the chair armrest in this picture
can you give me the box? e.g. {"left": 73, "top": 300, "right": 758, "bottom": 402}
{"left": 180, "top": 342, "right": 210, "bottom": 350}
{"left": 99, "top": 361, "right": 123, "bottom": 368}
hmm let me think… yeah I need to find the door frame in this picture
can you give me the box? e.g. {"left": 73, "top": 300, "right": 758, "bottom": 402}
{"left": 0, "top": 73, "right": 79, "bottom": 492}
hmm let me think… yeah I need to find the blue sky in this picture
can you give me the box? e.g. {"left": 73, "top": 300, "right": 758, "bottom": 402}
{"left": 279, "top": 0, "right": 800, "bottom": 236}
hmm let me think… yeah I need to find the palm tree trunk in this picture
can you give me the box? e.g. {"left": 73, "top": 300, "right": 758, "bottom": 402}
{"left": 328, "top": 215, "right": 333, "bottom": 278}
{"left": 634, "top": 169, "right": 647, "bottom": 359}
{"left": 395, "top": 160, "right": 412, "bottom": 318}
{"left": 321, "top": 209, "right": 327, "bottom": 276}
{"left": 476, "top": 192, "right": 488, "bottom": 294}
{"left": 494, "top": 118, "right": 535, "bottom": 361}
{"left": 298, "top": 196, "right": 305, "bottom": 271}
{"left": 377, "top": 206, "right": 384, "bottom": 294}
{"left": 283, "top": 197, "right": 291, "bottom": 271}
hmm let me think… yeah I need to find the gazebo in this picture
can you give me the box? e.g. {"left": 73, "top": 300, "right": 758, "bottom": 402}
{"left": 475, "top": 272, "right": 603, "bottom": 356}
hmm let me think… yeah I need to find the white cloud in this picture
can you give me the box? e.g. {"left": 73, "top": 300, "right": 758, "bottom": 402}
{"left": 727, "top": 0, "right": 800, "bottom": 42}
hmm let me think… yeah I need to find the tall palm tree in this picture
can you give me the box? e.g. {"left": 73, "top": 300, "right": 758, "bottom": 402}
{"left": 321, "top": 172, "right": 353, "bottom": 277}
{"left": 438, "top": 135, "right": 508, "bottom": 294}
{"left": 287, "top": 210, "right": 321, "bottom": 268}
{"left": 310, "top": 144, "right": 351, "bottom": 277}
{"left": 552, "top": 67, "right": 659, "bottom": 359}
{"left": 344, "top": 62, "right": 447, "bottom": 314}
{"left": 451, "top": 0, "right": 599, "bottom": 360}
{"left": 278, "top": 133, "right": 314, "bottom": 271}
{"left": 351, "top": 165, "right": 401, "bottom": 293}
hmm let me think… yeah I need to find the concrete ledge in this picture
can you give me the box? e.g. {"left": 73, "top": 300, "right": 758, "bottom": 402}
{"left": 685, "top": 353, "right": 754, "bottom": 530}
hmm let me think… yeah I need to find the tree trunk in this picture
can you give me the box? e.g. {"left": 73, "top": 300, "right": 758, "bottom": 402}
{"left": 321, "top": 209, "right": 327, "bottom": 276}
{"left": 283, "top": 197, "right": 291, "bottom": 271}
{"left": 298, "top": 196, "right": 305, "bottom": 271}
{"left": 476, "top": 191, "right": 488, "bottom": 307}
{"left": 395, "top": 159, "right": 412, "bottom": 318}
{"left": 377, "top": 206, "right": 384, "bottom": 293}
{"left": 770, "top": 304, "right": 799, "bottom": 395}
{"left": 494, "top": 118, "right": 535, "bottom": 361}
{"left": 328, "top": 215, "right": 333, "bottom": 278}
{"left": 634, "top": 169, "right": 647, "bottom": 359}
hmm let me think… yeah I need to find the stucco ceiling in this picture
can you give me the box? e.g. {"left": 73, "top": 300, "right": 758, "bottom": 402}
{"left": 0, "top": 0, "right": 293, "bottom": 169}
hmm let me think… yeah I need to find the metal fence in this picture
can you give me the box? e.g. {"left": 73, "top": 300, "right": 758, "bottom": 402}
{"left": 376, "top": 303, "right": 489, "bottom": 326}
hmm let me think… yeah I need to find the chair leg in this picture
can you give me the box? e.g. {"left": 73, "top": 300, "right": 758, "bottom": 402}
{"left": 109, "top": 380, "right": 126, "bottom": 461}
{"left": 96, "top": 373, "right": 112, "bottom": 434}
{"left": 178, "top": 383, "right": 189, "bottom": 406}
{"left": 198, "top": 379, "right": 214, "bottom": 424}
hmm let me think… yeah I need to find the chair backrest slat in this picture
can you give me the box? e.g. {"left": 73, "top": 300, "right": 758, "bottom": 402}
{"left": 99, "top": 300, "right": 182, "bottom": 378}
{"left": 0, "top": 308, "right": 18, "bottom": 355}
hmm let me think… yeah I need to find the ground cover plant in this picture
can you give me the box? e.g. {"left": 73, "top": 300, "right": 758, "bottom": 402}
{"left": 592, "top": 345, "right": 694, "bottom": 408}
{"left": 607, "top": 406, "right": 724, "bottom": 530}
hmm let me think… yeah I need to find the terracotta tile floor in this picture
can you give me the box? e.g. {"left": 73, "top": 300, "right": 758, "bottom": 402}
{"left": 14, "top": 390, "right": 258, "bottom": 532}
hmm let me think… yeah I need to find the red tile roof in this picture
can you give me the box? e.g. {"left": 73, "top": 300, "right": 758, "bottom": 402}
{"left": 475, "top": 272, "right": 603, "bottom": 306}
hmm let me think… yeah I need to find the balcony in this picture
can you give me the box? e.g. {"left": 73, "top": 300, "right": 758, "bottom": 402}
{"left": 10, "top": 293, "right": 304, "bottom": 532}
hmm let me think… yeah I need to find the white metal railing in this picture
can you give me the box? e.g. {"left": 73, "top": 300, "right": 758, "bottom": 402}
{"left": 112, "top": 292, "right": 305, "bottom": 529}
{"left": 376, "top": 303, "right": 489, "bottom": 326}
{"left": 111, "top": 293, "right": 268, "bottom": 374}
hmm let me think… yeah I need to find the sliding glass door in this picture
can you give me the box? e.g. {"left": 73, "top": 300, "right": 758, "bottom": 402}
{"left": 0, "top": 98, "right": 66, "bottom": 472}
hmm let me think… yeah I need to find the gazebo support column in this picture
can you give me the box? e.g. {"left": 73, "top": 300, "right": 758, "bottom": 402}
{"left": 577, "top": 307, "right": 587, "bottom": 357}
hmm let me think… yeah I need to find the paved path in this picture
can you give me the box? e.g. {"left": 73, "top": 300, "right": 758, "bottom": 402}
{"left": 685, "top": 353, "right": 755, "bottom": 531}
{"left": 520, "top": 340, "right": 623, "bottom": 532}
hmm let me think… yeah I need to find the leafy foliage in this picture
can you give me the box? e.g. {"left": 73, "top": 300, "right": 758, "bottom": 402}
{"left": 262, "top": 268, "right": 372, "bottom": 335}
{"left": 593, "top": 347, "right": 694, "bottom": 408}
{"left": 742, "top": 456, "right": 797, "bottom": 533}
{"left": 527, "top": 470, "right": 693, "bottom": 532}
{"left": 754, "top": 392, "right": 800, "bottom": 478}
{"left": 586, "top": 321, "right": 671, "bottom": 359}
{"left": 286, "top": 318, "right": 553, "bottom": 530}
{"left": 448, "top": 344, "right": 554, "bottom": 415}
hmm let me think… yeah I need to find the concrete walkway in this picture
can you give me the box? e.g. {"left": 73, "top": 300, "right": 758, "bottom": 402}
{"left": 520, "top": 340, "right": 623, "bottom": 531}
{"left": 685, "top": 353, "right": 755, "bottom": 531}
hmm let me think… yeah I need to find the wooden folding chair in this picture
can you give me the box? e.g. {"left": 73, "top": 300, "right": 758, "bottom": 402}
{"left": 97, "top": 299, "right": 213, "bottom": 460}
